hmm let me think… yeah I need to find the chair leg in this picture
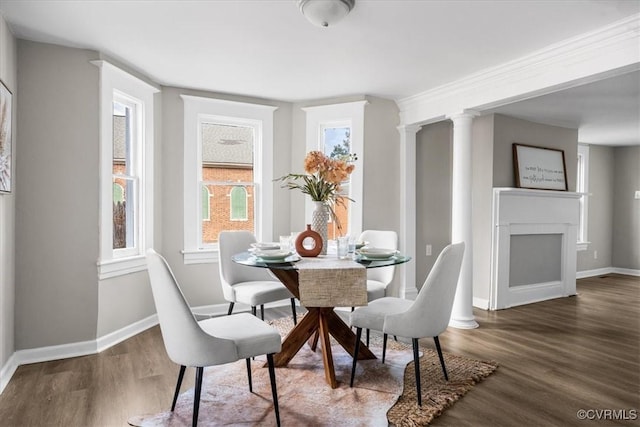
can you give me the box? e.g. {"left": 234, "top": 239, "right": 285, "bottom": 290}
{"left": 260, "top": 304, "right": 265, "bottom": 320}
{"left": 193, "top": 366, "right": 204, "bottom": 427}
{"left": 366, "top": 328, "right": 370, "bottom": 347}
{"left": 171, "top": 365, "right": 186, "bottom": 411}
{"left": 290, "top": 298, "right": 297, "bottom": 325}
{"left": 251, "top": 306, "right": 257, "bottom": 317}
{"left": 266, "top": 354, "right": 281, "bottom": 427}
{"left": 433, "top": 336, "right": 449, "bottom": 381}
{"left": 382, "top": 333, "right": 388, "bottom": 364}
{"left": 350, "top": 328, "right": 362, "bottom": 387}
{"left": 227, "top": 302, "right": 234, "bottom": 315}
{"left": 246, "top": 358, "right": 253, "bottom": 392}
{"left": 412, "top": 338, "right": 422, "bottom": 406}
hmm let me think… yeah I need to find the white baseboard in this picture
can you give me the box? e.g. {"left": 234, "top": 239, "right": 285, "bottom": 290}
{"left": 577, "top": 267, "right": 640, "bottom": 279}
{"left": 96, "top": 314, "right": 158, "bottom": 353}
{"left": 612, "top": 267, "right": 640, "bottom": 277}
{"left": 473, "top": 297, "right": 490, "bottom": 310}
{"left": 0, "top": 353, "right": 18, "bottom": 395}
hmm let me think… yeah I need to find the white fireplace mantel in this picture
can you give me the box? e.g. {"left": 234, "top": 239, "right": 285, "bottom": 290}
{"left": 490, "top": 188, "right": 581, "bottom": 310}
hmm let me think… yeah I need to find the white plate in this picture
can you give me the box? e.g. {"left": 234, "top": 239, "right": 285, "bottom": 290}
{"left": 355, "top": 241, "right": 369, "bottom": 249}
{"left": 357, "top": 247, "right": 397, "bottom": 260}
{"left": 257, "top": 255, "right": 300, "bottom": 264}
{"left": 252, "top": 249, "right": 292, "bottom": 261}
{"left": 250, "top": 242, "right": 281, "bottom": 250}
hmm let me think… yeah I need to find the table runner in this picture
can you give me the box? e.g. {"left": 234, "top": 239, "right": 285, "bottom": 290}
{"left": 297, "top": 256, "right": 367, "bottom": 307}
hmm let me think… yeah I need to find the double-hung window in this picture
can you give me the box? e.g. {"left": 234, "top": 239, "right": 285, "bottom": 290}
{"left": 182, "top": 95, "right": 277, "bottom": 264}
{"left": 303, "top": 101, "right": 366, "bottom": 239}
{"left": 576, "top": 144, "right": 590, "bottom": 250}
{"left": 94, "top": 61, "right": 158, "bottom": 279}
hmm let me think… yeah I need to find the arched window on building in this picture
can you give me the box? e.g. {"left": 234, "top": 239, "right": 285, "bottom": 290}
{"left": 230, "top": 186, "right": 248, "bottom": 221}
{"left": 113, "top": 182, "right": 124, "bottom": 203}
{"left": 202, "top": 185, "right": 211, "bottom": 221}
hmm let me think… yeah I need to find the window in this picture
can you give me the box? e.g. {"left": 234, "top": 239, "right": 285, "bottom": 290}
{"left": 182, "top": 95, "right": 277, "bottom": 264}
{"left": 303, "top": 101, "right": 366, "bottom": 240}
{"left": 202, "top": 186, "right": 211, "bottom": 221}
{"left": 322, "top": 124, "right": 352, "bottom": 239}
{"left": 94, "top": 60, "right": 158, "bottom": 279}
{"left": 576, "top": 144, "right": 589, "bottom": 250}
{"left": 230, "top": 186, "right": 249, "bottom": 221}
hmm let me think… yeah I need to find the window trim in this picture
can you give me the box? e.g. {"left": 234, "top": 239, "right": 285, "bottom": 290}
{"left": 93, "top": 60, "right": 158, "bottom": 279}
{"left": 577, "top": 143, "right": 590, "bottom": 251}
{"left": 302, "top": 101, "right": 367, "bottom": 238}
{"left": 182, "top": 95, "right": 277, "bottom": 264}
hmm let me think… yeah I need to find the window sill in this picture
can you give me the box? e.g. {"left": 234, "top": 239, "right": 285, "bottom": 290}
{"left": 577, "top": 242, "right": 590, "bottom": 252}
{"left": 97, "top": 255, "right": 147, "bottom": 280}
{"left": 182, "top": 248, "right": 219, "bottom": 264}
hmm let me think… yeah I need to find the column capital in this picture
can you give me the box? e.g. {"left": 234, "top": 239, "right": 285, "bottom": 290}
{"left": 396, "top": 124, "right": 422, "bottom": 135}
{"left": 446, "top": 110, "right": 481, "bottom": 121}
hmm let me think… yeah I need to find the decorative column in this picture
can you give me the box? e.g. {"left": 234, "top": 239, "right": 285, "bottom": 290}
{"left": 447, "top": 111, "right": 479, "bottom": 329}
{"left": 397, "top": 124, "right": 421, "bottom": 300}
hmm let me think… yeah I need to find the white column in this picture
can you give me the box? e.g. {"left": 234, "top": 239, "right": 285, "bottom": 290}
{"left": 447, "top": 111, "right": 479, "bottom": 329}
{"left": 397, "top": 124, "right": 421, "bottom": 300}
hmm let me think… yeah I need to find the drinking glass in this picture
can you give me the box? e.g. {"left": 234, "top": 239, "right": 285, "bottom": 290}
{"left": 279, "top": 235, "right": 291, "bottom": 252}
{"left": 337, "top": 236, "right": 350, "bottom": 259}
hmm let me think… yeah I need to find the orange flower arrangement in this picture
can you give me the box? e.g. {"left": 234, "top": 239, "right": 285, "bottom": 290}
{"left": 276, "top": 150, "right": 357, "bottom": 232}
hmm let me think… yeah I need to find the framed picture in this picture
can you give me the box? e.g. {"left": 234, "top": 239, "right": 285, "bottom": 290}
{"left": 513, "top": 143, "right": 568, "bottom": 191}
{"left": 0, "top": 79, "right": 12, "bottom": 194}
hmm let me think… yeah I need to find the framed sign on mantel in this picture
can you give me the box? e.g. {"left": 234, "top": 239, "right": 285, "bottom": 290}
{"left": 513, "top": 143, "right": 568, "bottom": 191}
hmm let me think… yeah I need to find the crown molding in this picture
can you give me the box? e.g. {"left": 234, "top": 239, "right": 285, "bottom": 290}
{"left": 396, "top": 13, "right": 640, "bottom": 125}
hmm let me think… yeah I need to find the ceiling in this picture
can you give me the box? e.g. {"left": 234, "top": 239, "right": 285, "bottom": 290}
{"left": 0, "top": 0, "right": 638, "bottom": 145}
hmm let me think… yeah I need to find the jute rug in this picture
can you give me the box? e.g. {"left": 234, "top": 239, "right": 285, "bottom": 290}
{"left": 128, "top": 315, "right": 497, "bottom": 426}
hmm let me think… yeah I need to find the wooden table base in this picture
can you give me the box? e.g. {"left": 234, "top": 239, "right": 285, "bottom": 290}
{"left": 268, "top": 268, "right": 376, "bottom": 389}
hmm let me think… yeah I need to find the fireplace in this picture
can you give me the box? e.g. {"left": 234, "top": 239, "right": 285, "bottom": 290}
{"left": 490, "top": 188, "right": 581, "bottom": 310}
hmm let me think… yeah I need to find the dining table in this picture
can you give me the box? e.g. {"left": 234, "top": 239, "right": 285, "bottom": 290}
{"left": 232, "top": 249, "right": 411, "bottom": 388}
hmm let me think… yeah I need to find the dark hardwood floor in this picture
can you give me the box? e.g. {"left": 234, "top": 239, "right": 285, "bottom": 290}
{"left": 0, "top": 274, "right": 637, "bottom": 426}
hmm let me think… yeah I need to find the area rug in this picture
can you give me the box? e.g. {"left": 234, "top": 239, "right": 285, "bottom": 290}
{"left": 128, "top": 316, "right": 497, "bottom": 426}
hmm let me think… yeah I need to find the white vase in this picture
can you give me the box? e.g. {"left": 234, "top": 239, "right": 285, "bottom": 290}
{"left": 311, "top": 201, "right": 329, "bottom": 255}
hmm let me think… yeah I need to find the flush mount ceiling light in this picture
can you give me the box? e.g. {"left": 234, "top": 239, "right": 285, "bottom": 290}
{"left": 298, "top": 0, "right": 355, "bottom": 28}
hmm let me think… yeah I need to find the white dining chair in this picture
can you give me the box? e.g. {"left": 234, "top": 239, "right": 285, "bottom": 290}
{"left": 349, "top": 242, "right": 465, "bottom": 406}
{"left": 218, "top": 231, "right": 297, "bottom": 324}
{"left": 357, "top": 229, "right": 398, "bottom": 345}
{"left": 146, "top": 249, "right": 282, "bottom": 427}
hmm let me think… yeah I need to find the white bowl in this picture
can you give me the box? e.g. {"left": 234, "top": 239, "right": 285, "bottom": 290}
{"left": 253, "top": 249, "right": 292, "bottom": 261}
{"left": 357, "top": 247, "right": 397, "bottom": 260}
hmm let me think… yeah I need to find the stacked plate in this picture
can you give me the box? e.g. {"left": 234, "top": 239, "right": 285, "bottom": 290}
{"left": 356, "top": 247, "right": 398, "bottom": 260}
{"left": 250, "top": 242, "right": 281, "bottom": 250}
{"left": 251, "top": 248, "right": 297, "bottom": 263}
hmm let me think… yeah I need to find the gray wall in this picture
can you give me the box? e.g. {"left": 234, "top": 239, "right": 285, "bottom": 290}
{"left": 0, "top": 14, "right": 17, "bottom": 371}
{"left": 612, "top": 145, "right": 640, "bottom": 269}
{"left": 493, "top": 114, "right": 578, "bottom": 191}
{"left": 416, "top": 121, "right": 453, "bottom": 290}
{"left": 15, "top": 41, "right": 100, "bottom": 349}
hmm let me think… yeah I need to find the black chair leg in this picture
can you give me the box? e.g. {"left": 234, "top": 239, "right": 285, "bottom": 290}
{"left": 382, "top": 333, "right": 388, "bottom": 363}
{"left": 171, "top": 365, "right": 186, "bottom": 411}
{"left": 266, "top": 354, "right": 281, "bottom": 427}
{"left": 366, "top": 328, "right": 370, "bottom": 347}
{"left": 290, "top": 298, "right": 297, "bottom": 325}
{"left": 246, "top": 358, "right": 253, "bottom": 392}
{"left": 260, "top": 304, "right": 265, "bottom": 320}
{"left": 227, "top": 302, "right": 234, "bottom": 315}
{"left": 433, "top": 336, "right": 449, "bottom": 381}
{"left": 350, "top": 328, "right": 362, "bottom": 387}
{"left": 412, "top": 338, "right": 422, "bottom": 406}
{"left": 193, "top": 366, "right": 204, "bottom": 427}
{"left": 251, "top": 306, "right": 257, "bottom": 317}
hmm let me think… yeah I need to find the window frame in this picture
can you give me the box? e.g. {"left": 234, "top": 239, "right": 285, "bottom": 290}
{"left": 302, "top": 101, "right": 367, "bottom": 238}
{"left": 576, "top": 143, "right": 590, "bottom": 251}
{"left": 182, "top": 95, "right": 277, "bottom": 264}
{"left": 93, "top": 60, "right": 158, "bottom": 279}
